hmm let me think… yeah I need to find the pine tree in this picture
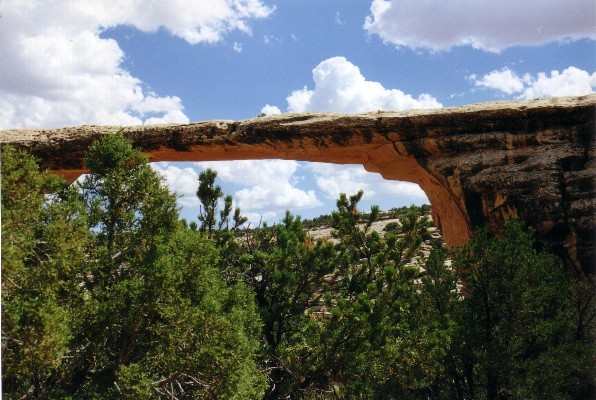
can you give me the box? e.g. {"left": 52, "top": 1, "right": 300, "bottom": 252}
{"left": 305, "top": 193, "right": 449, "bottom": 398}
{"left": 238, "top": 211, "right": 337, "bottom": 398}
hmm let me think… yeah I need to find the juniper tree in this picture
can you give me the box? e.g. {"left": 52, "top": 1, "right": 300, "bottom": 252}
{"left": 1, "top": 146, "right": 89, "bottom": 397}
{"left": 74, "top": 134, "right": 266, "bottom": 398}
{"left": 2, "top": 136, "right": 267, "bottom": 399}
{"left": 449, "top": 219, "right": 596, "bottom": 400}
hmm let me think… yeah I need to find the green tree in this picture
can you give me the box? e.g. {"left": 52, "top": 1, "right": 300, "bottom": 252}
{"left": 450, "top": 219, "right": 596, "bottom": 400}
{"left": 72, "top": 134, "right": 266, "bottom": 398}
{"left": 197, "top": 168, "right": 223, "bottom": 234}
{"left": 2, "top": 146, "right": 90, "bottom": 398}
{"left": 412, "top": 244, "right": 466, "bottom": 399}
{"left": 196, "top": 168, "right": 247, "bottom": 235}
{"left": 2, "top": 135, "right": 267, "bottom": 398}
{"left": 238, "top": 212, "right": 337, "bottom": 399}
{"left": 111, "top": 225, "right": 267, "bottom": 399}
{"left": 303, "top": 192, "right": 449, "bottom": 398}
{"left": 196, "top": 168, "right": 248, "bottom": 281}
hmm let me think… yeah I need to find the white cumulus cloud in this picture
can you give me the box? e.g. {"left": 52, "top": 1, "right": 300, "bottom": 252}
{"left": 194, "top": 160, "right": 322, "bottom": 223}
{"left": 285, "top": 57, "right": 442, "bottom": 113}
{"left": 519, "top": 67, "right": 596, "bottom": 99}
{"left": 260, "top": 104, "right": 282, "bottom": 115}
{"left": 364, "top": 0, "right": 596, "bottom": 52}
{"left": 471, "top": 66, "right": 596, "bottom": 99}
{"left": 0, "top": 0, "right": 273, "bottom": 129}
{"left": 150, "top": 162, "right": 200, "bottom": 208}
{"left": 471, "top": 69, "right": 526, "bottom": 95}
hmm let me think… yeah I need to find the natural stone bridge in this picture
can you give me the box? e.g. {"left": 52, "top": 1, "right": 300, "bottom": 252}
{"left": 1, "top": 95, "right": 595, "bottom": 274}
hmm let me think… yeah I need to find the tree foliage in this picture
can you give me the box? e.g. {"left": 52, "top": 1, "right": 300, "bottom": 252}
{"left": 238, "top": 212, "right": 338, "bottom": 398}
{"left": 2, "top": 137, "right": 594, "bottom": 400}
{"left": 300, "top": 192, "right": 448, "bottom": 398}
{"left": 448, "top": 220, "right": 596, "bottom": 400}
{"left": 2, "top": 146, "right": 89, "bottom": 397}
{"left": 2, "top": 136, "right": 266, "bottom": 399}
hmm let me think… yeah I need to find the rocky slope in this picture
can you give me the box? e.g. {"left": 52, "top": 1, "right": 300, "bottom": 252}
{"left": 307, "top": 216, "right": 445, "bottom": 269}
{"left": 1, "top": 95, "right": 594, "bottom": 273}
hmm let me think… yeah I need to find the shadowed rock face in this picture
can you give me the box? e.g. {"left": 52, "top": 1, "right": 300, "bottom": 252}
{"left": 2, "top": 95, "right": 595, "bottom": 273}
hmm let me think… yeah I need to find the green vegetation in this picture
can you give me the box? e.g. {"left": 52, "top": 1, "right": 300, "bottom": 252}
{"left": 2, "top": 137, "right": 265, "bottom": 399}
{"left": 2, "top": 135, "right": 594, "bottom": 399}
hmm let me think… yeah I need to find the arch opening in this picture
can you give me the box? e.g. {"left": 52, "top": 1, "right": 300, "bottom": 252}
{"left": 65, "top": 146, "right": 472, "bottom": 249}
{"left": 148, "top": 160, "right": 431, "bottom": 225}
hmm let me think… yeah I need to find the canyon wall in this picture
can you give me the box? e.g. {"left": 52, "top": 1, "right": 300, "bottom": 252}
{"left": 1, "top": 95, "right": 594, "bottom": 273}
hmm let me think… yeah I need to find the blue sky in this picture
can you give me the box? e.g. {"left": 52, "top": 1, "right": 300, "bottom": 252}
{"left": 1, "top": 0, "right": 595, "bottom": 224}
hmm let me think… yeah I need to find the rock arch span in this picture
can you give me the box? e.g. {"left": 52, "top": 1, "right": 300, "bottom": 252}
{"left": 1, "top": 95, "right": 595, "bottom": 273}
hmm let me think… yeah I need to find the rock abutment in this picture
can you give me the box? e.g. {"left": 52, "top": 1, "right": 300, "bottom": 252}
{"left": 1, "top": 95, "right": 594, "bottom": 273}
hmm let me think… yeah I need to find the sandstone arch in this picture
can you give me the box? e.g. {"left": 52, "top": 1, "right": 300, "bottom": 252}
{"left": 2, "top": 95, "right": 595, "bottom": 273}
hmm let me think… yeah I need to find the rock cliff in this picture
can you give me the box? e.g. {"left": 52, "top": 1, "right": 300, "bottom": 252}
{"left": 1, "top": 95, "right": 594, "bottom": 273}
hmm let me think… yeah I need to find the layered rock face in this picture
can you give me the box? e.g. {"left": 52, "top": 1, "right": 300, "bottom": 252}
{"left": 2, "top": 95, "right": 594, "bottom": 273}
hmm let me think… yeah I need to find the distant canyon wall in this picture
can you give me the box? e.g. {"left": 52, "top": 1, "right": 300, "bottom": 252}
{"left": 2, "top": 95, "right": 594, "bottom": 273}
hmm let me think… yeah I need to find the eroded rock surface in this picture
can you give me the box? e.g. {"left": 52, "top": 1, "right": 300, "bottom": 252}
{"left": 2, "top": 95, "right": 594, "bottom": 273}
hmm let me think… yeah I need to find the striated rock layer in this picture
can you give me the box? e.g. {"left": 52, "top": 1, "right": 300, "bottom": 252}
{"left": 1, "top": 95, "right": 595, "bottom": 273}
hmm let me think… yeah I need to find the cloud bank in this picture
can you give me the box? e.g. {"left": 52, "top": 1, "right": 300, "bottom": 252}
{"left": 260, "top": 104, "right": 282, "bottom": 115}
{"left": 0, "top": 0, "right": 273, "bottom": 129}
{"left": 364, "top": 0, "right": 596, "bottom": 52}
{"left": 307, "top": 163, "right": 427, "bottom": 203}
{"left": 156, "top": 158, "right": 429, "bottom": 225}
{"left": 471, "top": 66, "right": 596, "bottom": 99}
{"left": 151, "top": 160, "right": 321, "bottom": 225}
